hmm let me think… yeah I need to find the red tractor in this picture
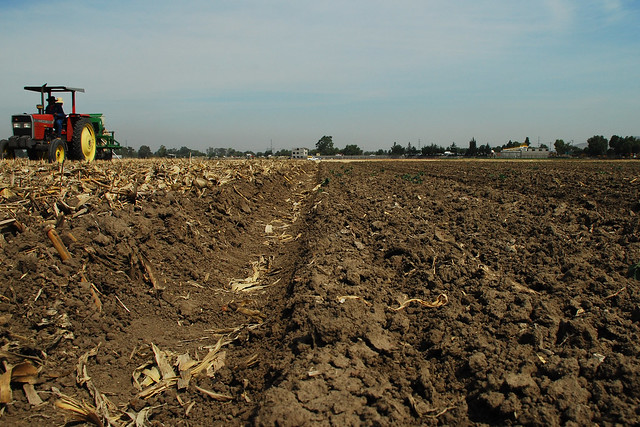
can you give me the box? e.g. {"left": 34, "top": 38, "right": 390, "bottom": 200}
{"left": 0, "top": 84, "right": 121, "bottom": 163}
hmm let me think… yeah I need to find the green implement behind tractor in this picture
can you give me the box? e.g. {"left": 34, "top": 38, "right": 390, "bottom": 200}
{"left": 86, "top": 113, "right": 122, "bottom": 160}
{"left": 0, "top": 84, "right": 122, "bottom": 162}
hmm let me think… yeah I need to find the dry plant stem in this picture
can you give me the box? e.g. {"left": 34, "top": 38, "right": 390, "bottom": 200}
{"left": 233, "top": 185, "right": 250, "bottom": 202}
{"left": 0, "top": 366, "right": 12, "bottom": 403}
{"left": 55, "top": 396, "right": 103, "bottom": 427}
{"left": 23, "top": 383, "right": 43, "bottom": 405}
{"left": 45, "top": 225, "right": 72, "bottom": 261}
{"left": 392, "top": 294, "right": 448, "bottom": 311}
{"left": 115, "top": 295, "right": 131, "bottom": 313}
{"left": 605, "top": 286, "right": 627, "bottom": 299}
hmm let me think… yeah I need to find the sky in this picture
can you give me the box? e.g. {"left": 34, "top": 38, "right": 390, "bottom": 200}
{"left": 1, "top": 0, "right": 639, "bottom": 153}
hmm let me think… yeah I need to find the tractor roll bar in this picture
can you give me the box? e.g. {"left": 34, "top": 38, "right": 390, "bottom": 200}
{"left": 24, "top": 84, "right": 85, "bottom": 115}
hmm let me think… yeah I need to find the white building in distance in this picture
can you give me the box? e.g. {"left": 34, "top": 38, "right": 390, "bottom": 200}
{"left": 291, "top": 148, "right": 309, "bottom": 159}
{"left": 498, "top": 146, "right": 550, "bottom": 159}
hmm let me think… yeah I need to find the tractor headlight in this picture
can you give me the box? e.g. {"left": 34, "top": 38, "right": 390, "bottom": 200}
{"left": 13, "top": 122, "right": 31, "bottom": 129}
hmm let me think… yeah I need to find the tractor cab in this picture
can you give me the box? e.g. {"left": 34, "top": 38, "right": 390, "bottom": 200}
{"left": 1, "top": 84, "right": 121, "bottom": 163}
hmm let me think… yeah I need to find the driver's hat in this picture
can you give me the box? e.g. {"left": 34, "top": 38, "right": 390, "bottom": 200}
{"left": 56, "top": 97, "right": 64, "bottom": 104}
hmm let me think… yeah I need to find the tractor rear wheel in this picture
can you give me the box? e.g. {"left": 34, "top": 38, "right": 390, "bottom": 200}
{"left": 48, "top": 138, "right": 67, "bottom": 164}
{"left": 0, "top": 139, "right": 15, "bottom": 159}
{"left": 71, "top": 118, "right": 97, "bottom": 162}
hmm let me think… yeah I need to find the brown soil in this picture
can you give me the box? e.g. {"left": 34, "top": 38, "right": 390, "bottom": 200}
{"left": 1, "top": 158, "right": 640, "bottom": 426}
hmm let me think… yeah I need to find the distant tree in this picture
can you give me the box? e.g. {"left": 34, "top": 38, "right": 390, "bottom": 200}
{"left": 177, "top": 146, "right": 192, "bottom": 158}
{"left": 609, "top": 135, "right": 640, "bottom": 156}
{"left": 447, "top": 142, "right": 459, "bottom": 154}
{"left": 478, "top": 143, "right": 492, "bottom": 156}
{"left": 421, "top": 143, "right": 443, "bottom": 157}
{"left": 316, "top": 136, "right": 336, "bottom": 155}
{"left": 274, "top": 149, "right": 292, "bottom": 157}
{"left": 138, "top": 145, "right": 152, "bottom": 159}
{"left": 540, "top": 143, "right": 549, "bottom": 150}
{"left": 524, "top": 137, "right": 530, "bottom": 146}
{"left": 586, "top": 135, "right": 608, "bottom": 156}
{"left": 375, "top": 149, "right": 386, "bottom": 156}
{"left": 466, "top": 138, "right": 478, "bottom": 157}
{"left": 608, "top": 135, "right": 622, "bottom": 155}
{"left": 214, "top": 147, "right": 229, "bottom": 157}
{"left": 342, "top": 144, "right": 363, "bottom": 156}
{"left": 155, "top": 145, "right": 167, "bottom": 157}
{"left": 406, "top": 142, "right": 419, "bottom": 157}
{"left": 569, "top": 145, "right": 584, "bottom": 156}
{"left": 629, "top": 136, "right": 640, "bottom": 155}
{"left": 554, "top": 139, "right": 570, "bottom": 155}
{"left": 390, "top": 142, "right": 406, "bottom": 156}
{"left": 118, "top": 146, "right": 137, "bottom": 158}
{"left": 503, "top": 140, "right": 520, "bottom": 149}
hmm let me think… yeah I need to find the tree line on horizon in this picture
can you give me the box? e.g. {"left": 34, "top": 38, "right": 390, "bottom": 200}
{"left": 120, "top": 135, "right": 640, "bottom": 159}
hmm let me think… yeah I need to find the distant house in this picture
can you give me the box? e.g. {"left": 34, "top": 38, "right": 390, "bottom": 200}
{"left": 498, "top": 146, "right": 550, "bottom": 159}
{"left": 291, "top": 147, "right": 309, "bottom": 159}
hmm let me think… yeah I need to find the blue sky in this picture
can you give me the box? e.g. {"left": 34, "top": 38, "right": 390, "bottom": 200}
{"left": 1, "top": 0, "right": 638, "bottom": 153}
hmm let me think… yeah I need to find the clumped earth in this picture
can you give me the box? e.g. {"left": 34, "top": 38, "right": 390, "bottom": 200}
{"left": 1, "top": 158, "right": 639, "bottom": 426}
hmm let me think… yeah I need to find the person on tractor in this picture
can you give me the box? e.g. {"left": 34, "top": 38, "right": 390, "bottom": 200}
{"left": 45, "top": 96, "right": 65, "bottom": 137}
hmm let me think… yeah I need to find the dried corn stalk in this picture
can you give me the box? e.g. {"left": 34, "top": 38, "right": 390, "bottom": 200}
{"left": 73, "top": 344, "right": 121, "bottom": 425}
{"left": 392, "top": 294, "right": 448, "bottom": 311}
{"left": 0, "top": 366, "right": 12, "bottom": 403}
{"left": 229, "top": 256, "right": 271, "bottom": 292}
{"left": 194, "top": 385, "right": 233, "bottom": 402}
{"left": 135, "top": 336, "right": 233, "bottom": 401}
{"left": 55, "top": 395, "right": 104, "bottom": 427}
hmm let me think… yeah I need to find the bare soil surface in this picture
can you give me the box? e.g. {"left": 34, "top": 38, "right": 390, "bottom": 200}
{"left": 1, "top": 158, "right": 640, "bottom": 426}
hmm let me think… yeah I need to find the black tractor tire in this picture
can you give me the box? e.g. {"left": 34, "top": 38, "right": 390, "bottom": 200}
{"left": 48, "top": 138, "right": 68, "bottom": 164}
{"left": 70, "top": 118, "right": 97, "bottom": 162}
{"left": 0, "top": 139, "right": 15, "bottom": 159}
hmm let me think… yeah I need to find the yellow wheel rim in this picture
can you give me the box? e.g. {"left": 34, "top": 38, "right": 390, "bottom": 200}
{"left": 54, "top": 145, "right": 65, "bottom": 163}
{"left": 81, "top": 125, "right": 96, "bottom": 161}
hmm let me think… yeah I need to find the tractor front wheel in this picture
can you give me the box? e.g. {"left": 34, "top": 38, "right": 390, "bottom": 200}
{"left": 71, "top": 119, "right": 97, "bottom": 162}
{"left": 48, "top": 138, "right": 67, "bottom": 164}
{"left": 0, "top": 139, "right": 15, "bottom": 160}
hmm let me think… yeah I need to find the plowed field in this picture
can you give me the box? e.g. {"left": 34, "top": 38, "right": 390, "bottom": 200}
{"left": 1, "top": 158, "right": 640, "bottom": 426}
